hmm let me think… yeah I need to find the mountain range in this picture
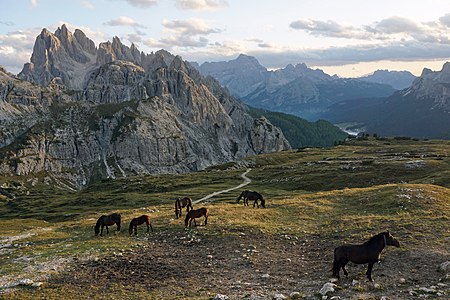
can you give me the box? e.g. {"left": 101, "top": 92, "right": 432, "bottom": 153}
{"left": 198, "top": 55, "right": 449, "bottom": 139}
{"left": 198, "top": 55, "right": 396, "bottom": 120}
{"left": 0, "top": 25, "right": 291, "bottom": 188}
{"left": 320, "top": 65, "right": 450, "bottom": 138}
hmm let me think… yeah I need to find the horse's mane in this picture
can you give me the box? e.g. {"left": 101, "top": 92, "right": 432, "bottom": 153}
{"left": 365, "top": 232, "right": 386, "bottom": 245}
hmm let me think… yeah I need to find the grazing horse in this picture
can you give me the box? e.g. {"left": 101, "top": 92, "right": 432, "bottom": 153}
{"left": 129, "top": 215, "right": 153, "bottom": 236}
{"left": 175, "top": 197, "right": 193, "bottom": 219}
{"left": 94, "top": 213, "right": 121, "bottom": 236}
{"left": 184, "top": 207, "right": 208, "bottom": 227}
{"left": 237, "top": 190, "right": 265, "bottom": 208}
{"left": 332, "top": 231, "right": 400, "bottom": 281}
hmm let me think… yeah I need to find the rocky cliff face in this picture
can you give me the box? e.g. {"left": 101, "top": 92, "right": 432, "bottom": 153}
{"left": 1, "top": 26, "right": 290, "bottom": 189}
{"left": 359, "top": 70, "right": 416, "bottom": 90}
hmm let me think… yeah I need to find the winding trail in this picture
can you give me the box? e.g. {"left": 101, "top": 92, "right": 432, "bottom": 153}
{"left": 192, "top": 168, "right": 252, "bottom": 204}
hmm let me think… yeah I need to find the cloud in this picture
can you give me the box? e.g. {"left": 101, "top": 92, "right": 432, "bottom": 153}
{"left": 0, "top": 28, "right": 41, "bottom": 73}
{"left": 145, "top": 18, "right": 221, "bottom": 49}
{"left": 104, "top": 16, "right": 146, "bottom": 28}
{"left": 290, "top": 19, "right": 372, "bottom": 40}
{"left": 175, "top": 0, "right": 228, "bottom": 11}
{"left": 290, "top": 14, "right": 450, "bottom": 44}
{"left": 30, "top": 0, "right": 38, "bottom": 7}
{"left": 82, "top": 1, "right": 95, "bottom": 9}
{"left": 0, "top": 21, "right": 15, "bottom": 26}
{"left": 120, "top": 0, "right": 158, "bottom": 8}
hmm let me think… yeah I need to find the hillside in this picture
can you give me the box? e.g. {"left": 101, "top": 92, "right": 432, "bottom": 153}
{"left": 247, "top": 107, "right": 348, "bottom": 148}
{"left": 0, "top": 138, "right": 449, "bottom": 299}
{"left": 359, "top": 70, "right": 416, "bottom": 90}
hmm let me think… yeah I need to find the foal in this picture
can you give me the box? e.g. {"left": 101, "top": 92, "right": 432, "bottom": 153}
{"left": 129, "top": 215, "right": 153, "bottom": 235}
{"left": 184, "top": 207, "right": 208, "bottom": 227}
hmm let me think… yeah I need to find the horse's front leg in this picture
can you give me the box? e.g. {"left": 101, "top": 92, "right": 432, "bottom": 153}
{"left": 149, "top": 222, "right": 153, "bottom": 232}
{"left": 342, "top": 265, "right": 348, "bottom": 277}
{"left": 366, "top": 263, "right": 374, "bottom": 281}
{"left": 253, "top": 199, "right": 259, "bottom": 208}
{"left": 100, "top": 225, "right": 104, "bottom": 236}
{"left": 194, "top": 218, "right": 197, "bottom": 227}
{"left": 204, "top": 216, "right": 208, "bottom": 225}
{"left": 106, "top": 226, "right": 109, "bottom": 234}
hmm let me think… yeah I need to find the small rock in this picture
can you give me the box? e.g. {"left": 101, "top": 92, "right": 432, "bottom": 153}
{"left": 207, "top": 255, "right": 213, "bottom": 259}
{"left": 18, "top": 279, "right": 34, "bottom": 286}
{"left": 289, "top": 291, "right": 303, "bottom": 299}
{"left": 399, "top": 278, "right": 406, "bottom": 284}
{"left": 440, "top": 261, "right": 450, "bottom": 272}
{"left": 380, "top": 297, "right": 388, "bottom": 300}
{"left": 31, "top": 282, "right": 43, "bottom": 288}
{"left": 273, "top": 293, "right": 287, "bottom": 300}
{"left": 320, "top": 282, "right": 336, "bottom": 296}
{"left": 330, "top": 297, "right": 340, "bottom": 300}
{"left": 329, "top": 278, "right": 339, "bottom": 283}
{"left": 374, "top": 283, "right": 382, "bottom": 289}
{"left": 352, "top": 279, "right": 359, "bottom": 286}
{"left": 213, "top": 294, "right": 229, "bottom": 300}
{"left": 418, "top": 287, "right": 437, "bottom": 293}
{"left": 322, "top": 296, "right": 327, "bottom": 300}
{"left": 261, "top": 273, "right": 270, "bottom": 278}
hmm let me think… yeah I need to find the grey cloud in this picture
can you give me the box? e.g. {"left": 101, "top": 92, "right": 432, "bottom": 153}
{"left": 104, "top": 16, "right": 146, "bottom": 28}
{"left": 290, "top": 19, "right": 371, "bottom": 39}
{"left": 439, "top": 13, "right": 450, "bottom": 27}
{"left": 122, "top": 0, "right": 157, "bottom": 8}
{"left": 371, "top": 16, "right": 422, "bottom": 34}
{"left": 146, "top": 18, "right": 220, "bottom": 49}
{"left": 0, "top": 21, "right": 15, "bottom": 26}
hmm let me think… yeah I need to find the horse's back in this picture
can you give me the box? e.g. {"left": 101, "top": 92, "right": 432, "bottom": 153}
{"left": 335, "top": 244, "right": 373, "bottom": 264}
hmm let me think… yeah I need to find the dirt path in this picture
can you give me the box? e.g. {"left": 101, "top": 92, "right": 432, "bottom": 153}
{"left": 192, "top": 168, "right": 252, "bottom": 204}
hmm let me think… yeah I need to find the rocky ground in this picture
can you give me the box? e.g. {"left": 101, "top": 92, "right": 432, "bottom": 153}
{"left": 42, "top": 226, "right": 449, "bottom": 299}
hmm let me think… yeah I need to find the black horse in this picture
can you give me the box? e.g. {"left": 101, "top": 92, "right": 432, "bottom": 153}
{"left": 332, "top": 231, "right": 400, "bottom": 281}
{"left": 175, "top": 197, "right": 193, "bottom": 219}
{"left": 237, "top": 190, "right": 265, "bottom": 208}
{"left": 94, "top": 213, "right": 121, "bottom": 236}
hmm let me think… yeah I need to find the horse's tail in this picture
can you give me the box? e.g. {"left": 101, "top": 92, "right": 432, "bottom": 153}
{"left": 116, "top": 214, "right": 121, "bottom": 231}
{"left": 332, "top": 247, "right": 339, "bottom": 276}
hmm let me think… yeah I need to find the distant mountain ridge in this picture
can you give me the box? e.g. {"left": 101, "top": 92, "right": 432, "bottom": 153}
{"left": 320, "top": 64, "right": 450, "bottom": 138}
{"left": 359, "top": 70, "right": 416, "bottom": 90}
{"left": 0, "top": 25, "right": 291, "bottom": 188}
{"left": 198, "top": 55, "right": 395, "bottom": 120}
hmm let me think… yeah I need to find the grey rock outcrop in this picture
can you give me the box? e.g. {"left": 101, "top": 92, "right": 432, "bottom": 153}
{"left": 2, "top": 26, "right": 290, "bottom": 189}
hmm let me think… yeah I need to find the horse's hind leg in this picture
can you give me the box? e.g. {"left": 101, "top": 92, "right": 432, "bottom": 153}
{"left": 106, "top": 226, "right": 109, "bottom": 234}
{"left": 149, "top": 222, "right": 153, "bottom": 232}
{"left": 204, "top": 216, "right": 208, "bottom": 225}
{"left": 366, "top": 263, "right": 374, "bottom": 281}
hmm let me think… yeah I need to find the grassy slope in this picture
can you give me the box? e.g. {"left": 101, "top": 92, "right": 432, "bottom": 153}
{"left": 0, "top": 138, "right": 449, "bottom": 298}
{"left": 247, "top": 107, "right": 348, "bottom": 148}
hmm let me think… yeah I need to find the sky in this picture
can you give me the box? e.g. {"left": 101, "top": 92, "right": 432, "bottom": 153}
{"left": 2, "top": 0, "right": 450, "bottom": 77}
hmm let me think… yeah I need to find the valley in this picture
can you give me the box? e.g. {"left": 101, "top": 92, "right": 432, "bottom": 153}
{"left": 1, "top": 138, "right": 449, "bottom": 299}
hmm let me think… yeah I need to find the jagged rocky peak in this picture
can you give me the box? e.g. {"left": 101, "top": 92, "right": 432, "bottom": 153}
{"left": 19, "top": 25, "right": 98, "bottom": 89}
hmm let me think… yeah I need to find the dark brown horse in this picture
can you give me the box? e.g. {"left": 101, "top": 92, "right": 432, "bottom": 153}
{"left": 237, "top": 190, "right": 265, "bottom": 208}
{"left": 184, "top": 207, "right": 208, "bottom": 227}
{"left": 332, "top": 231, "right": 400, "bottom": 281}
{"left": 175, "top": 197, "right": 193, "bottom": 219}
{"left": 129, "top": 215, "right": 153, "bottom": 236}
{"left": 94, "top": 213, "right": 121, "bottom": 236}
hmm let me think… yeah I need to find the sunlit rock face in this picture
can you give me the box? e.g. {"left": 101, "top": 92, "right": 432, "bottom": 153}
{"left": 2, "top": 26, "right": 290, "bottom": 188}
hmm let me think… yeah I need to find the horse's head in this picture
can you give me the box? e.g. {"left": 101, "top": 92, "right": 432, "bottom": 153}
{"left": 260, "top": 198, "right": 266, "bottom": 208}
{"left": 384, "top": 231, "right": 400, "bottom": 247}
{"left": 184, "top": 213, "right": 190, "bottom": 227}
